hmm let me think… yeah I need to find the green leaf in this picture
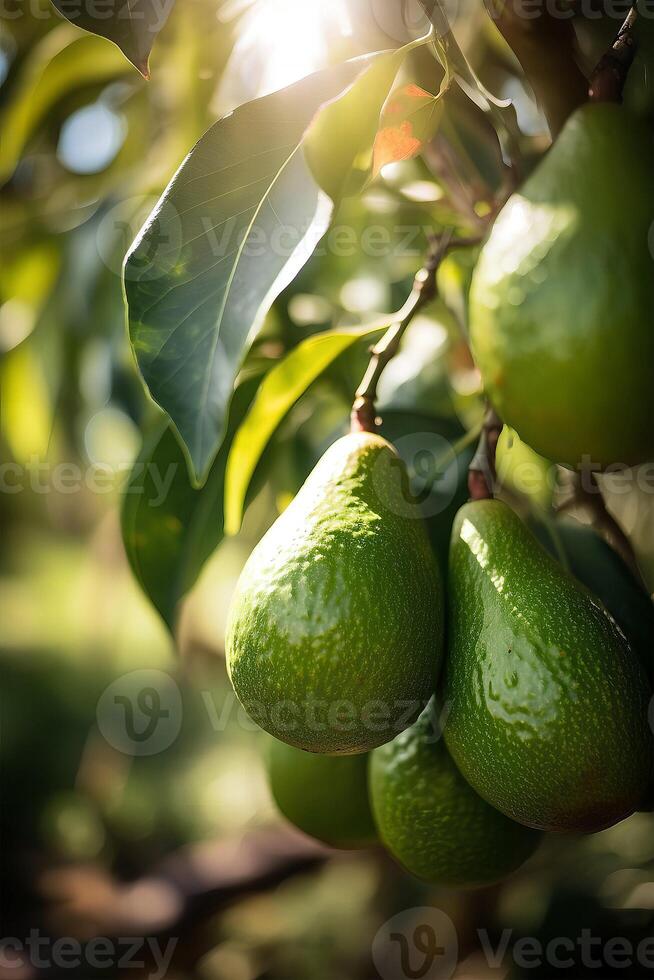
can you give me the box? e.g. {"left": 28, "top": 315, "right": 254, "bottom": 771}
{"left": 0, "top": 25, "right": 129, "bottom": 185}
{"left": 51, "top": 0, "right": 174, "bottom": 77}
{"left": 419, "top": 2, "right": 520, "bottom": 165}
{"left": 304, "top": 34, "right": 434, "bottom": 202}
{"left": 224, "top": 324, "right": 385, "bottom": 535}
{"left": 124, "top": 58, "right": 367, "bottom": 486}
{"left": 121, "top": 376, "right": 260, "bottom": 630}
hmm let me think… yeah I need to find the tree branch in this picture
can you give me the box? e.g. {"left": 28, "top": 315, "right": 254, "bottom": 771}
{"left": 483, "top": 0, "right": 588, "bottom": 137}
{"left": 351, "top": 233, "right": 481, "bottom": 433}
{"left": 468, "top": 406, "right": 503, "bottom": 500}
{"left": 589, "top": 5, "right": 639, "bottom": 103}
{"left": 37, "top": 827, "right": 331, "bottom": 943}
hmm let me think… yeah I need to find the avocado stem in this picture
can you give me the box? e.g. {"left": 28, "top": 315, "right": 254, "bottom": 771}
{"left": 468, "top": 406, "right": 503, "bottom": 500}
{"left": 589, "top": 5, "right": 639, "bottom": 103}
{"left": 350, "top": 233, "right": 480, "bottom": 433}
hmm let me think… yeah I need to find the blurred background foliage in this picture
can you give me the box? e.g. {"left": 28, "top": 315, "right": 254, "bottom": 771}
{"left": 1, "top": 1, "right": 653, "bottom": 978}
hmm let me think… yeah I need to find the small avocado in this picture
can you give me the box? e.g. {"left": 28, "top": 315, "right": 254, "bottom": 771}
{"left": 470, "top": 104, "right": 654, "bottom": 468}
{"left": 267, "top": 737, "right": 377, "bottom": 848}
{"left": 369, "top": 702, "right": 541, "bottom": 886}
{"left": 444, "top": 500, "right": 652, "bottom": 833}
{"left": 226, "top": 432, "right": 444, "bottom": 754}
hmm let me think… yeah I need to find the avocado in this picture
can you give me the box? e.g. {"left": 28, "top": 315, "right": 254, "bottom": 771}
{"left": 533, "top": 516, "right": 654, "bottom": 687}
{"left": 470, "top": 104, "right": 654, "bottom": 468}
{"left": 226, "top": 432, "right": 444, "bottom": 754}
{"left": 267, "top": 737, "right": 377, "bottom": 848}
{"left": 369, "top": 702, "right": 541, "bottom": 886}
{"left": 443, "top": 499, "right": 652, "bottom": 833}
{"left": 534, "top": 516, "right": 654, "bottom": 812}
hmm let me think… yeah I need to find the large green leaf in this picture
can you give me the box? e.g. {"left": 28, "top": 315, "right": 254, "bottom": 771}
{"left": 304, "top": 34, "right": 437, "bottom": 202}
{"left": 224, "top": 324, "right": 385, "bottom": 536}
{"left": 304, "top": 47, "right": 404, "bottom": 201}
{"left": 0, "top": 25, "right": 129, "bottom": 185}
{"left": 51, "top": 0, "right": 173, "bottom": 77}
{"left": 124, "top": 59, "right": 367, "bottom": 486}
{"left": 121, "top": 376, "right": 259, "bottom": 630}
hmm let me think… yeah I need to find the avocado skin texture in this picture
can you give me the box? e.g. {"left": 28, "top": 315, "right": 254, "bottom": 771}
{"left": 533, "top": 516, "right": 654, "bottom": 812}
{"left": 443, "top": 499, "right": 652, "bottom": 833}
{"left": 470, "top": 104, "right": 654, "bottom": 468}
{"left": 533, "top": 517, "right": 654, "bottom": 688}
{"left": 226, "top": 432, "right": 444, "bottom": 755}
{"left": 369, "top": 702, "right": 541, "bottom": 886}
{"left": 267, "top": 737, "right": 377, "bottom": 848}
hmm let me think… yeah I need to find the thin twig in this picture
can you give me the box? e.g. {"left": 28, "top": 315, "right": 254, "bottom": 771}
{"left": 468, "top": 405, "right": 503, "bottom": 500}
{"left": 589, "top": 4, "right": 639, "bottom": 102}
{"left": 350, "top": 233, "right": 481, "bottom": 433}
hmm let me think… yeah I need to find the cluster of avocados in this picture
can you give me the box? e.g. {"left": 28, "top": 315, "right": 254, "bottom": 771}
{"left": 225, "top": 104, "right": 654, "bottom": 888}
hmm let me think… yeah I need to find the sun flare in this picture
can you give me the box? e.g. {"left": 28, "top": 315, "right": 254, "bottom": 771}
{"left": 239, "top": 0, "right": 352, "bottom": 96}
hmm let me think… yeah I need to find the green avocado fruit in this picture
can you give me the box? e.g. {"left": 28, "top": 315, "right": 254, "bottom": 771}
{"left": 369, "top": 702, "right": 541, "bottom": 886}
{"left": 470, "top": 104, "right": 654, "bottom": 468}
{"left": 533, "top": 516, "right": 654, "bottom": 813}
{"left": 443, "top": 499, "right": 652, "bottom": 833}
{"left": 226, "top": 432, "right": 444, "bottom": 755}
{"left": 533, "top": 517, "right": 654, "bottom": 688}
{"left": 267, "top": 737, "right": 377, "bottom": 848}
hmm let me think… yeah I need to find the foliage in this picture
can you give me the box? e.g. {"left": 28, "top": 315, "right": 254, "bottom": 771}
{"left": 2, "top": 0, "right": 654, "bottom": 971}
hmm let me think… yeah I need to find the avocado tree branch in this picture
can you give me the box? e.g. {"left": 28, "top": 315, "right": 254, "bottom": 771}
{"left": 468, "top": 405, "right": 503, "bottom": 500}
{"left": 589, "top": 5, "right": 639, "bottom": 103}
{"left": 350, "top": 233, "right": 481, "bottom": 433}
{"left": 482, "top": 0, "right": 588, "bottom": 138}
